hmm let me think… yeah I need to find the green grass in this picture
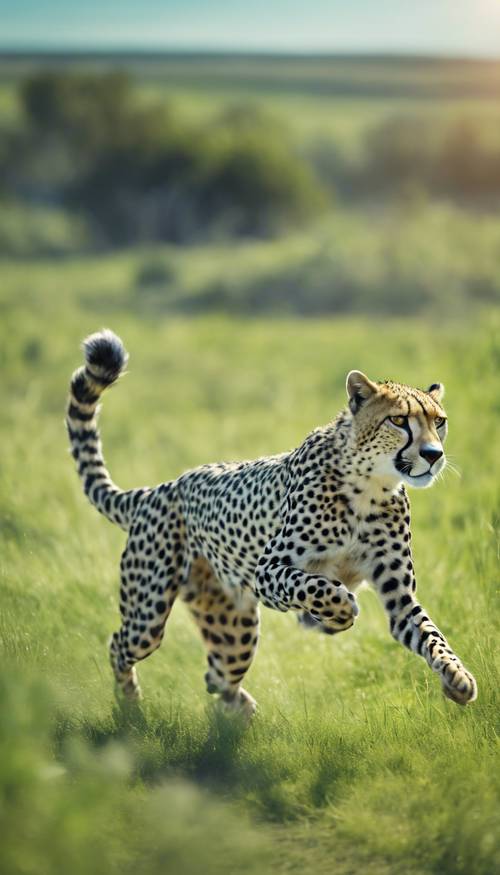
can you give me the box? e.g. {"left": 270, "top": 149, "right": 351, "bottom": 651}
{"left": 1, "top": 52, "right": 498, "bottom": 872}
{"left": 2, "top": 202, "right": 499, "bottom": 313}
{"left": 1, "top": 265, "right": 499, "bottom": 874}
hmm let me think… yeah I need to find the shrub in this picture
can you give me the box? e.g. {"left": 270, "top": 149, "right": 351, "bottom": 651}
{"left": 308, "top": 112, "right": 500, "bottom": 201}
{"left": 135, "top": 257, "right": 177, "bottom": 289}
{"left": 198, "top": 131, "right": 327, "bottom": 237}
{"left": 4, "top": 71, "right": 328, "bottom": 247}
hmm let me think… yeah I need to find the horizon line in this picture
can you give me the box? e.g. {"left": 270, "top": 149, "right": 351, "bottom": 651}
{"left": 0, "top": 46, "right": 499, "bottom": 63}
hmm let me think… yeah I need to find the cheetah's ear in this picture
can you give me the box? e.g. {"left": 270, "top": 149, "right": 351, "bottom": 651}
{"left": 346, "top": 370, "right": 378, "bottom": 414}
{"left": 427, "top": 382, "right": 445, "bottom": 402}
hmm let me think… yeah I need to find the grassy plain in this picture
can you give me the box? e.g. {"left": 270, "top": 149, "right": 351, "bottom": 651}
{"left": 3, "top": 53, "right": 500, "bottom": 147}
{"left": 0, "top": 51, "right": 499, "bottom": 875}
{"left": 1, "top": 269, "right": 499, "bottom": 873}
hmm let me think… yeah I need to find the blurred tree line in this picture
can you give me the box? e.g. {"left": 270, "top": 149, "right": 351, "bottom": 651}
{"left": 0, "top": 70, "right": 324, "bottom": 248}
{"left": 1, "top": 69, "right": 500, "bottom": 255}
{"left": 310, "top": 114, "right": 500, "bottom": 200}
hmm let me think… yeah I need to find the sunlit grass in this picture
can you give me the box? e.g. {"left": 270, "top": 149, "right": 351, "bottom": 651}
{"left": 1, "top": 202, "right": 499, "bottom": 316}
{"left": 0, "top": 263, "right": 498, "bottom": 874}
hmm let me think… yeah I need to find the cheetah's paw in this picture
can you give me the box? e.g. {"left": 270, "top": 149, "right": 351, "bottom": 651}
{"left": 307, "top": 583, "right": 359, "bottom": 632}
{"left": 440, "top": 665, "right": 477, "bottom": 705}
{"left": 221, "top": 687, "right": 257, "bottom": 721}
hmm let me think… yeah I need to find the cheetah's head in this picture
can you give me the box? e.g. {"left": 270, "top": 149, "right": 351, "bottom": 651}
{"left": 346, "top": 371, "right": 448, "bottom": 489}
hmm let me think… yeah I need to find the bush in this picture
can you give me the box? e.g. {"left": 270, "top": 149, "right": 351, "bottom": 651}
{"left": 307, "top": 112, "right": 500, "bottom": 201}
{"left": 438, "top": 118, "right": 500, "bottom": 196}
{"left": 135, "top": 256, "right": 177, "bottom": 289}
{"left": 362, "top": 115, "right": 439, "bottom": 194}
{"left": 3, "top": 71, "right": 328, "bottom": 247}
{"left": 198, "top": 131, "right": 327, "bottom": 237}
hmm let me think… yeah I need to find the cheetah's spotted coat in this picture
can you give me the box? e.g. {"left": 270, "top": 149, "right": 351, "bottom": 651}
{"left": 66, "top": 330, "right": 477, "bottom": 715}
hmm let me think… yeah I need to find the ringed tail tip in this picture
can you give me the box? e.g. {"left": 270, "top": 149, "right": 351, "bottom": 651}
{"left": 82, "top": 329, "right": 128, "bottom": 388}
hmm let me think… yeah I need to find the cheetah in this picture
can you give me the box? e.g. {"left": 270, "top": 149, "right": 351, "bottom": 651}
{"left": 66, "top": 329, "right": 477, "bottom": 715}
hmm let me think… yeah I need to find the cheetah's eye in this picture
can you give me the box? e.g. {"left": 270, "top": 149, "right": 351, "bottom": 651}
{"left": 389, "top": 415, "right": 407, "bottom": 427}
{"left": 435, "top": 416, "right": 446, "bottom": 428}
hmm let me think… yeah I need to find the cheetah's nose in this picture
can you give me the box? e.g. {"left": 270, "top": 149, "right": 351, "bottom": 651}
{"left": 419, "top": 445, "right": 443, "bottom": 466}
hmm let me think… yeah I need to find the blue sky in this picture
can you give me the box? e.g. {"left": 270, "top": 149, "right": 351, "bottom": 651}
{"left": 1, "top": 0, "right": 499, "bottom": 56}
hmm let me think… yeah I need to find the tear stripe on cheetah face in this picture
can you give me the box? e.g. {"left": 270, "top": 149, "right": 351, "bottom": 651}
{"left": 67, "top": 332, "right": 477, "bottom": 713}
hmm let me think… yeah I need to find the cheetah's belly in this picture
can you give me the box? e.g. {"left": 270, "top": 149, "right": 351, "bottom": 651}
{"left": 306, "top": 546, "right": 367, "bottom": 591}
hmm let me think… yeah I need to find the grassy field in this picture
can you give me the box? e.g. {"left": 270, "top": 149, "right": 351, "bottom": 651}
{"left": 2, "top": 204, "right": 500, "bottom": 313}
{"left": 0, "top": 49, "right": 499, "bottom": 875}
{"left": 1, "top": 265, "right": 499, "bottom": 874}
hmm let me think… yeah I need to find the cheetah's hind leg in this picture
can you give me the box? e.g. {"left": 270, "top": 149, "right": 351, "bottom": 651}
{"left": 109, "top": 529, "right": 182, "bottom": 701}
{"left": 183, "top": 560, "right": 260, "bottom": 720}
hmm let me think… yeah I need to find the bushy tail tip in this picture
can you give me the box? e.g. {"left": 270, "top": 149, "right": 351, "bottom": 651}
{"left": 83, "top": 329, "right": 128, "bottom": 387}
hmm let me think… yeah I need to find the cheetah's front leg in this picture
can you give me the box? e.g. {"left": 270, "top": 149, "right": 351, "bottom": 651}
{"left": 255, "top": 532, "right": 359, "bottom": 631}
{"left": 372, "top": 561, "right": 477, "bottom": 705}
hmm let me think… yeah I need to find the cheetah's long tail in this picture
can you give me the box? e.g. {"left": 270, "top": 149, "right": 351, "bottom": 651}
{"left": 66, "top": 329, "right": 149, "bottom": 531}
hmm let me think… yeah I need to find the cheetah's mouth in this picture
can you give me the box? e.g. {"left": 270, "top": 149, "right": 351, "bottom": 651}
{"left": 395, "top": 459, "right": 432, "bottom": 478}
{"left": 394, "top": 458, "right": 435, "bottom": 486}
